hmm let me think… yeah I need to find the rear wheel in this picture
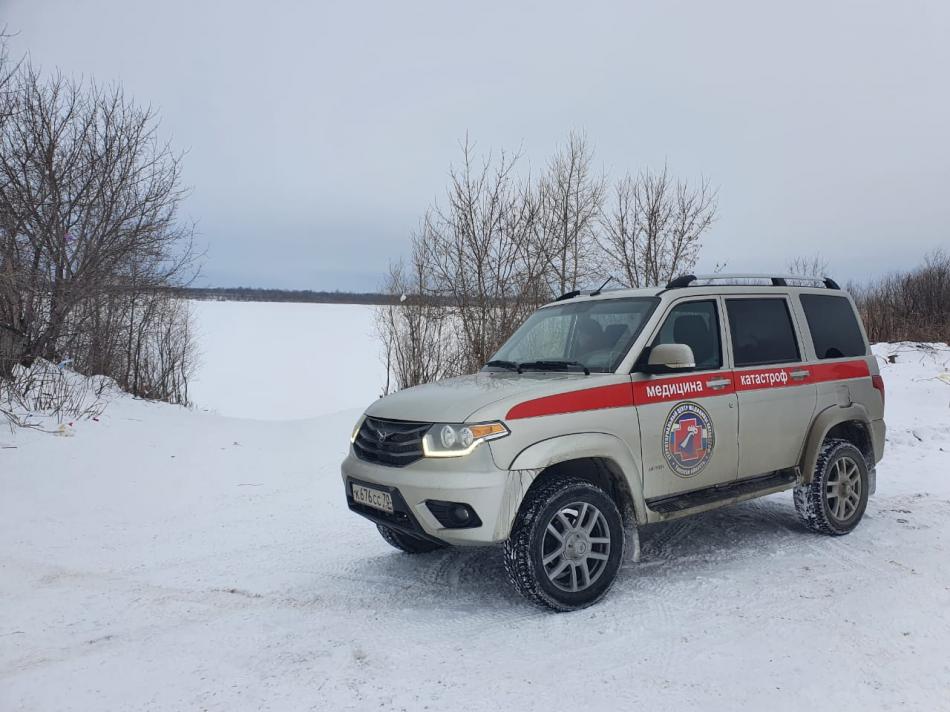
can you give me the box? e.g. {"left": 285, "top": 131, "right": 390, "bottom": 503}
{"left": 376, "top": 524, "right": 445, "bottom": 554}
{"left": 794, "top": 439, "right": 869, "bottom": 535}
{"left": 504, "top": 477, "right": 624, "bottom": 612}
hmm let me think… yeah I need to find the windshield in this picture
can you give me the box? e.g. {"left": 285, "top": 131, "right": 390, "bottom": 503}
{"left": 486, "top": 297, "right": 659, "bottom": 373}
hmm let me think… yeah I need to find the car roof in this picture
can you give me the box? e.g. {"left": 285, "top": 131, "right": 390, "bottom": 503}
{"left": 544, "top": 276, "right": 850, "bottom": 308}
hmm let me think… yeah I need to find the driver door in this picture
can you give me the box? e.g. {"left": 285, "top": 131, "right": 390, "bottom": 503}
{"left": 634, "top": 297, "right": 739, "bottom": 501}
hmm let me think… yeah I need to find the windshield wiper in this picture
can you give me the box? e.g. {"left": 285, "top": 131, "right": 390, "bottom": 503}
{"left": 484, "top": 359, "right": 521, "bottom": 372}
{"left": 516, "top": 360, "right": 590, "bottom": 375}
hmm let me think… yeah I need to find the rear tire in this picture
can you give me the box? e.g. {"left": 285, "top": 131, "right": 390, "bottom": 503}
{"left": 376, "top": 524, "right": 445, "bottom": 554}
{"left": 794, "top": 439, "right": 869, "bottom": 536}
{"left": 504, "top": 477, "right": 624, "bottom": 612}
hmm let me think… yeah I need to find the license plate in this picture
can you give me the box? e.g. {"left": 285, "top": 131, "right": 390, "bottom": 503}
{"left": 351, "top": 483, "right": 394, "bottom": 514}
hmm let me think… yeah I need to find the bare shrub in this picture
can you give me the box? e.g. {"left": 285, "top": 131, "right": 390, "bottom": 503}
{"left": 65, "top": 291, "right": 196, "bottom": 404}
{"left": 0, "top": 55, "right": 196, "bottom": 407}
{"left": 598, "top": 165, "right": 717, "bottom": 288}
{"left": 376, "top": 259, "right": 460, "bottom": 393}
{"left": 851, "top": 250, "right": 950, "bottom": 344}
{"left": 0, "top": 359, "right": 116, "bottom": 430}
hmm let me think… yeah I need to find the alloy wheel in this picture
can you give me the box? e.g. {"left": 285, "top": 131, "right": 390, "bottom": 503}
{"left": 541, "top": 502, "right": 612, "bottom": 593}
{"left": 825, "top": 455, "right": 863, "bottom": 522}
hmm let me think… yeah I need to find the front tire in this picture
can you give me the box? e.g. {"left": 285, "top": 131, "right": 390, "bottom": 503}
{"left": 504, "top": 477, "right": 624, "bottom": 612}
{"left": 376, "top": 524, "right": 445, "bottom": 554}
{"left": 794, "top": 439, "right": 869, "bottom": 536}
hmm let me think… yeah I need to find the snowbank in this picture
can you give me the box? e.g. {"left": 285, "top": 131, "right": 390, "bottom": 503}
{"left": 0, "top": 359, "right": 122, "bottom": 435}
{"left": 1, "top": 342, "right": 948, "bottom": 711}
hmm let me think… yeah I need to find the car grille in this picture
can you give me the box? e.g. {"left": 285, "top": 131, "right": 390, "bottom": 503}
{"left": 353, "top": 417, "right": 430, "bottom": 467}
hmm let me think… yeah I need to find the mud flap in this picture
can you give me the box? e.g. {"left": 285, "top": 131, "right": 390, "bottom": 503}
{"left": 624, "top": 520, "right": 641, "bottom": 563}
{"left": 496, "top": 469, "right": 541, "bottom": 541}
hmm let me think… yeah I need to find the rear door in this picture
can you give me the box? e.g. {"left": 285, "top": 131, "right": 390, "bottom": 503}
{"left": 724, "top": 296, "right": 817, "bottom": 479}
{"left": 634, "top": 297, "right": 739, "bottom": 500}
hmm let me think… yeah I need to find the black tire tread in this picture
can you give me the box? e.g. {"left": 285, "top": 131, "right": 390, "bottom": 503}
{"left": 504, "top": 476, "right": 623, "bottom": 612}
{"left": 793, "top": 438, "right": 868, "bottom": 536}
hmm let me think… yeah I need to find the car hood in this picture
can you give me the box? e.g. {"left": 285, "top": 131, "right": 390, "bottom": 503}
{"left": 365, "top": 372, "right": 597, "bottom": 423}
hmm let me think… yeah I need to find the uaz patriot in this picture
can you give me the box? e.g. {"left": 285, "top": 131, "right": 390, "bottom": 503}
{"left": 341, "top": 274, "right": 886, "bottom": 611}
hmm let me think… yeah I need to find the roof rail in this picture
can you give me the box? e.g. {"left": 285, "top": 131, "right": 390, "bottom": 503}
{"left": 665, "top": 273, "right": 841, "bottom": 290}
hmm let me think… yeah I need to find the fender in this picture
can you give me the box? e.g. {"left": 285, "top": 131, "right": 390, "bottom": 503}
{"left": 799, "top": 402, "right": 872, "bottom": 484}
{"left": 507, "top": 432, "right": 648, "bottom": 525}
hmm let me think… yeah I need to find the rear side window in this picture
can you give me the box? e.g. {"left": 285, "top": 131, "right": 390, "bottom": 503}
{"left": 799, "top": 294, "right": 867, "bottom": 359}
{"left": 726, "top": 298, "right": 801, "bottom": 367}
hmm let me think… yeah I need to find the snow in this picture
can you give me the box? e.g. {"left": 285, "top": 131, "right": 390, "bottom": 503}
{"left": 188, "top": 301, "right": 385, "bottom": 419}
{"left": 2, "top": 321, "right": 949, "bottom": 710}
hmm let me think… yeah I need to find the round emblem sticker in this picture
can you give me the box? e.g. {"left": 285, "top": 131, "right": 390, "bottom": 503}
{"left": 663, "top": 401, "right": 715, "bottom": 477}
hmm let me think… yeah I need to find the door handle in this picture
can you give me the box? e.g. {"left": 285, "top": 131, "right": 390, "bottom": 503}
{"left": 790, "top": 369, "right": 810, "bottom": 381}
{"left": 705, "top": 378, "right": 732, "bottom": 390}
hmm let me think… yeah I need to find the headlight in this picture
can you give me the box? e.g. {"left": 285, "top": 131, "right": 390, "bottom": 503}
{"left": 350, "top": 414, "right": 366, "bottom": 443}
{"left": 422, "top": 421, "right": 509, "bottom": 458}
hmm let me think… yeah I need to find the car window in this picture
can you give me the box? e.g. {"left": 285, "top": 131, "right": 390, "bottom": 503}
{"left": 490, "top": 297, "right": 659, "bottom": 373}
{"left": 651, "top": 300, "right": 722, "bottom": 370}
{"left": 503, "top": 313, "right": 573, "bottom": 363}
{"left": 726, "top": 298, "right": 801, "bottom": 367}
{"left": 799, "top": 294, "right": 867, "bottom": 359}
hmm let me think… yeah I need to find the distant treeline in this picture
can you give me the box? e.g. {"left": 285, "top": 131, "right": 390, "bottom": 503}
{"left": 851, "top": 250, "right": 950, "bottom": 345}
{"left": 177, "top": 287, "right": 400, "bottom": 305}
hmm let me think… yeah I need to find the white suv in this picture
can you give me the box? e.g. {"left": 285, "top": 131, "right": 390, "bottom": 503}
{"left": 341, "top": 274, "right": 886, "bottom": 610}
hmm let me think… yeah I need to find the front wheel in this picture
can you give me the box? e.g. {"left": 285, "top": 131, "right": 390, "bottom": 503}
{"left": 504, "top": 477, "right": 624, "bottom": 612}
{"left": 794, "top": 439, "right": 869, "bottom": 536}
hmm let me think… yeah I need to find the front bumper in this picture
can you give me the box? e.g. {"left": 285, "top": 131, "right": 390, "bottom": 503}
{"left": 341, "top": 445, "right": 517, "bottom": 546}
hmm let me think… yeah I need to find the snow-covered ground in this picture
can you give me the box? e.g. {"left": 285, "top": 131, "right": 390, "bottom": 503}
{"left": 188, "top": 301, "right": 385, "bottom": 419}
{"left": 2, "top": 308, "right": 949, "bottom": 710}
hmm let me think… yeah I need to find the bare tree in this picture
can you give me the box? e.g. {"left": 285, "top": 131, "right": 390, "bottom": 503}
{"left": 0, "top": 61, "right": 196, "bottom": 402}
{"left": 536, "top": 132, "right": 605, "bottom": 293}
{"left": 0, "top": 32, "right": 23, "bottom": 376}
{"left": 787, "top": 254, "right": 830, "bottom": 279}
{"left": 414, "top": 138, "right": 549, "bottom": 374}
{"left": 598, "top": 165, "right": 717, "bottom": 287}
{"left": 0, "top": 29, "right": 16, "bottom": 128}
{"left": 376, "top": 137, "right": 721, "bottom": 389}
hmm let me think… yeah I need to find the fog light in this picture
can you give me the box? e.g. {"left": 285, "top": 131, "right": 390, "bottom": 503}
{"left": 425, "top": 500, "right": 483, "bottom": 529}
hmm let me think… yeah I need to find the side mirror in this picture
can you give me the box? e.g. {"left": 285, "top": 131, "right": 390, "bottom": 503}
{"left": 644, "top": 343, "right": 696, "bottom": 373}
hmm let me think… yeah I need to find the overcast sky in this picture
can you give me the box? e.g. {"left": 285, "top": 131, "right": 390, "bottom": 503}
{"left": 4, "top": 0, "right": 949, "bottom": 290}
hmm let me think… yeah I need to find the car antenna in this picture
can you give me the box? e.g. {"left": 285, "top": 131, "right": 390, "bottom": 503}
{"left": 589, "top": 276, "right": 613, "bottom": 297}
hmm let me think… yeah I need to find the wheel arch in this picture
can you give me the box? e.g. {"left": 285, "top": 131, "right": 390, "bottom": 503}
{"left": 800, "top": 404, "right": 874, "bottom": 484}
{"left": 507, "top": 433, "right": 647, "bottom": 527}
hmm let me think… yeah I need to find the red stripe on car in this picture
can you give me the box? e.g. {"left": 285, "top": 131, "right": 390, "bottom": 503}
{"left": 506, "top": 383, "right": 635, "bottom": 420}
{"left": 810, "top": 359, "right": 871, "bottom": 382}
{"left": 631, "top": 374, "right": 732, "bottom": 405}
{"left": 734, "top": 359, "right": 870, "bottom": 392}
{"left": 505, "top": 359, "right": 872, "bottom": 420}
